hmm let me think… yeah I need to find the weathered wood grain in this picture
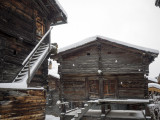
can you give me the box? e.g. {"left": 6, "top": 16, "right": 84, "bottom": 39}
{"left": 0, "top": 89, "right": 46, "bottom": 120}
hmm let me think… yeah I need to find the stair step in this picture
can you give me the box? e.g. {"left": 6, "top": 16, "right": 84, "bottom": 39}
{"left": 24, "top": 66, "right": 29, "bottom": 69}
{"left": 39, "top": 45, "right": 48, "bottom": 49}
{"left": 31, "top": 57, "right": 39, "bottom": 61}
{"left": 32, "top": 54, "right": 41, "bottom": 58}
{"left": 74, "top": 114, "right": 78, "bottom": 118}
{"left": 30, "top": 58, "right": 38, "bottom": 62}
{"left": 18, "top": 73, "right": 26, "bottom": 77}
{"left": 40, "top": 44, "right": 48, "bottom": 47}
{"left": 14, "top": 76, "right": 25, "bottom": 82}
{"left": 35, "top": 50, "right": 43, "bottom": 54}
{"left": 21, "top": 69, "right": 28, "bottom": 73}
{"left": 37, "top": 48, "right": 45, "bottom": 52}
{"left": 41, "top": 42, "right": 47, "bottom": 45}
{"left": 37, "top": 47, "right": 47, "bottom": 51}
{"left": 29, "top": 61, "right": 35, "bottom": 64}
{"left": 25, "top": 63, "right": 34, "bottom": 67}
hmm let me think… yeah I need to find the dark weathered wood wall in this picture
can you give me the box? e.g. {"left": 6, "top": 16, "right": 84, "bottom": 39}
{"left": 0, "top": 89, "right": 46, "bottom": 120}
{"left": 58, "top": 41, "right": 150, "bottom": 102}
{"left": 0, "top": 0, "right": 50, "bottom": 86}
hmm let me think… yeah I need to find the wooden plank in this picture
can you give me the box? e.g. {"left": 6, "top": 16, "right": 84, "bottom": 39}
{"left": 0, "top": 89, "right": 46, "bottom": 120}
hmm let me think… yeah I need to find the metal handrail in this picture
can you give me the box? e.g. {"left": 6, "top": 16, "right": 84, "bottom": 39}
{"left": 22, "top": 27, "right": 53, "bottom": 65}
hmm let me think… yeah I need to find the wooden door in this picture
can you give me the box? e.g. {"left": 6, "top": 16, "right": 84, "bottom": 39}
{"left": 88, "top": 80, "right": 99, "bottom": 99}
{"left": 104, "top": 79, "right": 117, "bottom": 98}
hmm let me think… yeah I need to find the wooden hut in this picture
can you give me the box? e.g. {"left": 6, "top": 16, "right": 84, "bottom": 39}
{"left": 0, "top": 0, "right": 67, "bottom": 119}
{"left": 53, "top": 36, "right": 159, "bottom": 120}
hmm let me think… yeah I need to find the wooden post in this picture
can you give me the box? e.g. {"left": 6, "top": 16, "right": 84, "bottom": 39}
{"left": 99, "top": 77, "right": 104, "bottom": 99}
{"left": 145, "top": 103, "right": 150, "bottom": 118}
{"left": 85, "top": 77, "right": 89, "bottom": 100}
{"left": 101, "top": 102, "right": 105, "bottom": 114}
{"left": 58, "top": 56, "right": 63, "bottom": 101}
{"left": 115, "top": 76, "right": 119, "bottom": 99}
{"left": 62, "top": 104, "right": 66, "bottom": 113}
{"left": 97, "top": 42, "right": 106, "bottom": 116}
{"left": 27, "top": 58, "right": 31, "bottom": 84}
{"left": 49, "top": 32, "right": 51, "bottom": 51}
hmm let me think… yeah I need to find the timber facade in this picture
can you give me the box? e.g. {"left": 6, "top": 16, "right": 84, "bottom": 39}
{"left": 0, "top": 0, "right": 67, "bottom": 119}
{"left": 53, "top": 36, "right": 159, "bottom": 119}
{"left": 0, "top": 0, "right": 66, "bottom": 86}
{"left": 0, "top": 88, "right": 46, "bottom": 120}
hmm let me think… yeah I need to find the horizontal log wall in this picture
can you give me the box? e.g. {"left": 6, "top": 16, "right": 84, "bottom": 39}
{"left": 0, "top": 0, "right": 49, "bottom": 84}
{"left": 60, "top": 42, "right": 149, "bottom": 75}
{"left": 60, "top": 45, "right": 98, "bottom": 75}
{"left": 0, "top": 1, "right": 35, "bottom": 43}
{"left": 0, "top": 0, "right": 35, "bottom": 82}
{"left": 0, "top": 31, "right": 33, "bottom": 82}
{"left": 0, "top": 89, "right": 46, "bottom": 120}
{"left": 63, "top": 77, "right": 86, "bottom": 101}
{"left": 62, "top": 74, "right": 147, "bottom": 101}
{"left": 101, "top": 43, "right": 148, "bottom": 74}
{"left": 117, "top": 74, "right": 147, "bottom": 99}
{"left": 59, "top": 41, "right": 149, "bottom": 101}
{"left": 149, "top": 87, "right": 160, "bottom": 93}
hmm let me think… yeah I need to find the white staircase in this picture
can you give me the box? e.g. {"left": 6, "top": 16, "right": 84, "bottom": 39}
{"left": 12, "top": 27, "right": 53, "bottom": 84}
{"left": 71, "top": 103, "right": 92, "bottom": 120}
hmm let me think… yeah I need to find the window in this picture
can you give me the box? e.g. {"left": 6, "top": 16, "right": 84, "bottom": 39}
{"left": 104, "top": 80, "right": 116, "bottom": 97}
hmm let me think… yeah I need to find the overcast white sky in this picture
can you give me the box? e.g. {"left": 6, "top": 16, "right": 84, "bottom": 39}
{"left": 51, "top": 0, "right": 160, "bottom": 78}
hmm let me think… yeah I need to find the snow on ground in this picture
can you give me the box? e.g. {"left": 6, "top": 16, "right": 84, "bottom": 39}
{"left": 45, "top": 115, "right": 60, "bottom": 120}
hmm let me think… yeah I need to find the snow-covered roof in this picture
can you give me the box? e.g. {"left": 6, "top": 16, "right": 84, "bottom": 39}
{"left": 148, "top": 83, "right": 160, "bottom": 89}
{"left": 148, "top": 77, "right": 158, "bottom": 83}
{"left": 55, "top": 0, "right": 67, "bottom": 18}
{"left": 58, "top": 35, "right": 159, "bottom": 55}
{"left": 48, "top": 59, "right": 60, "bottom": 79}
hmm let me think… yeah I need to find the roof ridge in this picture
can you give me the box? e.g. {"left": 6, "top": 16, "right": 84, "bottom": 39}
{"left": 58, "top": 35, "right": 159, "bottom": 55}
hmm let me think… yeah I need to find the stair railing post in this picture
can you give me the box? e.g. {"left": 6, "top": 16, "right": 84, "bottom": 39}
{"left": 28, "top": 58, "right": 31, "bottom": 84}
{"left": 49, "top": 30, "right": 51, "bottom": 52}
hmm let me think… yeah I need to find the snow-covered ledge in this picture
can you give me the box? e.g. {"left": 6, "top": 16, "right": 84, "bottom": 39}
{"left": 0, "top": 81, "right": 27, "bottom": 89}
{"left": 148, "top": 83, "right": 160, "bottom": 89}
{"left": 0, "top": 82, "right": 44, "bottom": 89}
{"left": 0, "top": 79, "right": 44, "bottom": 89}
